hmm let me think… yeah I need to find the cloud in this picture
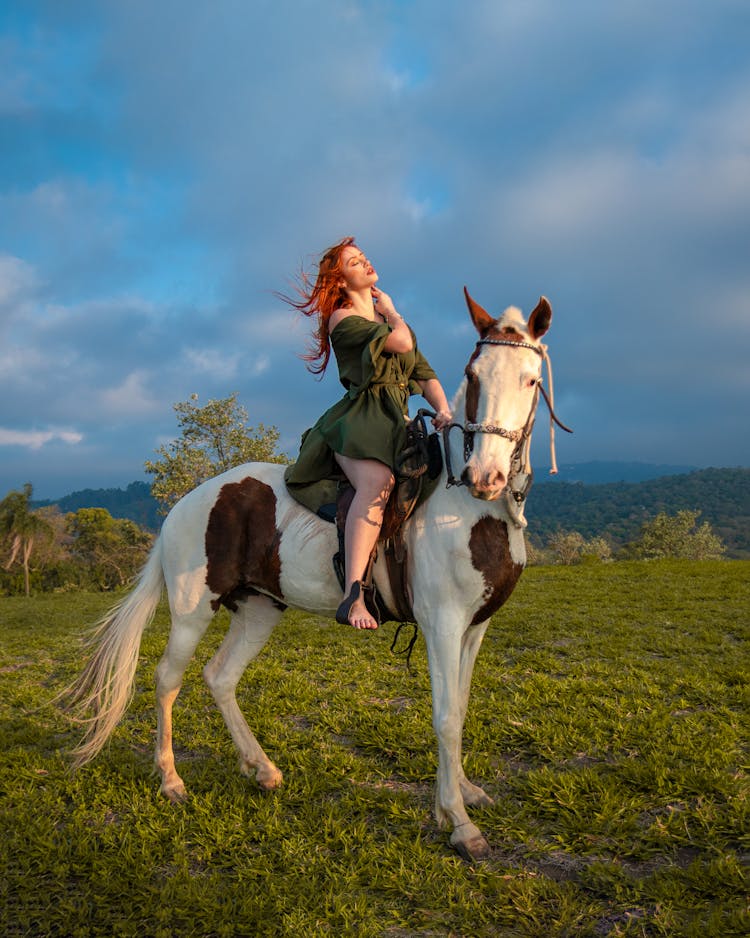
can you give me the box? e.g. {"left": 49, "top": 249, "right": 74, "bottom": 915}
{"left": 0, "top": 0, "right": 748, "bottom": 500}
{"left": 0, "top": 427, "right": 83, "bottom": 449}
{"left": 0, "top": 253, "right": 37, "bottom": 307}
{"left": 98, "top": 370, "right": 159, "bottom": 418}
{"left": 183, "top": 347, "right": 239, "bottom": 376}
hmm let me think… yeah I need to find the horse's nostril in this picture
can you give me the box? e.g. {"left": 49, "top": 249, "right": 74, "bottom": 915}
{"left": 461, "top": 465, "right": 475, "bottom": 486}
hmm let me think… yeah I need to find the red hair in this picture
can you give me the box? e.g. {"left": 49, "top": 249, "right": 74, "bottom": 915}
{"left": 282, "top": 236, "right": 356, "bottom": 375}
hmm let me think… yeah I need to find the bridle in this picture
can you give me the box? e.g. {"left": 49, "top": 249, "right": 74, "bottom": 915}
{"left": 443, "top": 336, "right": 572, "bottom": 506}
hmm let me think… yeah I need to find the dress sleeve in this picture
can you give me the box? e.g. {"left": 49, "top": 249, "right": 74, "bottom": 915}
{"left": 408, "top": 344, "right": 438, "bottom": 395}
{"left": 330, "top": 316, "right": 392, "bottom": 399}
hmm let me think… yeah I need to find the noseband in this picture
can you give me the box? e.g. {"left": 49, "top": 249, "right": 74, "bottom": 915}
{"left": 443, "top": 336, "right": 572, "bottom": 501}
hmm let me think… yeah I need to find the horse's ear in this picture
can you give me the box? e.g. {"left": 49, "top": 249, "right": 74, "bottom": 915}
{"left": 528, "top": 296, "right": 552, "bottom": 340}
{"left": 464, "top": 286, "right": 496, "bottom": 336}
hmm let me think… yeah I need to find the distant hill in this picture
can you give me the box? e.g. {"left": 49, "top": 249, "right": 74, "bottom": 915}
{"left": 34, "top": 481, "right": 162, "bottom": 532}
{"left": 536, "top": 461, "right": 698, "bottom": 485}
{"left": 32, "top": 465, "right": 750, "bottom": 558}
{"left": 526, "top": 467, "right": 750, "bottom": 559}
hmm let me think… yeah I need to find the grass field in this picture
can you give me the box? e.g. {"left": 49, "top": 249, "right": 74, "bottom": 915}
{"left": 1, "top": 561, "right": 748, "bottom": 937}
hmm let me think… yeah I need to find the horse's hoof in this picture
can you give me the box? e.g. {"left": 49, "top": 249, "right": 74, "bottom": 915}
{"left": 450, "top": 825, "right": 491, "bottom": 862}
{"left": 161, "top": 782, "right": 188, "bottom": 804}
{"left": 256, "top": 764, "right": 284, "bottom": 791}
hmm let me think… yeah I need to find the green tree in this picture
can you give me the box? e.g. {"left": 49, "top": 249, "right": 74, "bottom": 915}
{"left": 145, "top": 393, "right": 288, "bottom": 513}
{"left": 547, "top": 530, "right": 586, "bottom": 565}
{"left": 0, "top": 483, "right": 54, "bottom": 596}
{"left": 581, "top": 536, "right": 613, "bottom": 562}
{"left": 68, "top": 508, "right": 153, "bottom": 590}
{"left": 27, "top": 505, "right": 80, "bottom": 592}
{"left": 544, "top": 530, "right": 613, "bottom": 565}
{"left": 624, "top": 510, "right": 726, "bottom": 560}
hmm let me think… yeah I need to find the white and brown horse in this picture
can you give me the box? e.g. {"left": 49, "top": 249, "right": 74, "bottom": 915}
{"left": 66, "top": 290, "right": 563, "bottom": 861}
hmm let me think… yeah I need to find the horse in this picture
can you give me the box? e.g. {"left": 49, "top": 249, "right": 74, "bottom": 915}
{"left": 65, "top": 288, "right": 568, "bottom": 862}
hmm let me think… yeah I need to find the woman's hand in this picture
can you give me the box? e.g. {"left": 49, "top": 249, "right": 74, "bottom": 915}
{"left": 375, "top": 287, "right": 413, "bottom": 353}
{"left": 371, "top": 287, "right": 399, "bottom": 323}
{"left": 432, "top": 409, "right": 453, "bottom": 430}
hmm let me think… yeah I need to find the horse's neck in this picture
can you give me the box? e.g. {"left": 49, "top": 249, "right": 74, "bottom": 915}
{"left": 450, "top": 381, "right": 467, "bottom": 418}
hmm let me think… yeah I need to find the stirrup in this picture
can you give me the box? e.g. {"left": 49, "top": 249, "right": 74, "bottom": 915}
{"left": 335, "top": 581, "right": 381, "bottom": 626}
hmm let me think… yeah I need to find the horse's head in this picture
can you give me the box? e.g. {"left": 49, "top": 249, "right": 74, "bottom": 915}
{"left": 458, "top": 287, "right": 552, "bottom": 500}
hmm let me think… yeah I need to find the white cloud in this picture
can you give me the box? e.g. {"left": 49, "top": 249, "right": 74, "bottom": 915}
{"left": 0, "top": 427, "right": 83, "bottom": 449}
{"left": 249, "top": 355, "right": 270, "bottom": 377}
{"left": 99, "top": 371, "right": 157, "bottom": 418}
{"left": 501, "top": 151, "right": 635, "bottom": 241}
{"left": 0, "top": 253, "right": 37, "bottom": 306}
{"left": 0, "top": 0, "right": 748, "bottom": 499}
{"left": 183, "top": 346, "right": 239, "bottom": 376}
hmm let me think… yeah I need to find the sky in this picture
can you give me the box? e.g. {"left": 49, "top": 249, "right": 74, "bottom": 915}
{"left": 1, "top": 0, "right": 748, "bottom": 500}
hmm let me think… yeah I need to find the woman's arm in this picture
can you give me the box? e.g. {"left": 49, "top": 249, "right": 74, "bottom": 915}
{"left": 373, "top": 288, "right": 413, "bottom": 354}
{"left": 417, "top": 377, "right": 453, "bottom": 430}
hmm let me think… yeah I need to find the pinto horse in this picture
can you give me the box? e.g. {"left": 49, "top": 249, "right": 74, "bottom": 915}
{"left": 66, "top": 289, "right": 565, "bottom": 861}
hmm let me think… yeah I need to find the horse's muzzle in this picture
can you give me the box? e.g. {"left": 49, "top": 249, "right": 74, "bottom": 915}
{"left": 461, "top": 466, "right": 507, "bottom": 500}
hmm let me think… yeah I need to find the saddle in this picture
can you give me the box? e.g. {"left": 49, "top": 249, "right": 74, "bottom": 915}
{"left": 317, "top": 410, "right": 443, "bottom": 624}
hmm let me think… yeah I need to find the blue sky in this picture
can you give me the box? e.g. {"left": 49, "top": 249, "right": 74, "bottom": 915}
{"left": 1, "top": 0, "right": 748, "bottom": 499}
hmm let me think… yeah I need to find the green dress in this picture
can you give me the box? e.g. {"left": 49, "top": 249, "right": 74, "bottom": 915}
{"left": 284, "top": 315, "right": 438, "bottom": 512}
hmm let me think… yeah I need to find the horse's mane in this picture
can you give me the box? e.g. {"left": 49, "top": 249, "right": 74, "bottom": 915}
{"left": 490, "top": 306, "right": 530, "bottom": 342}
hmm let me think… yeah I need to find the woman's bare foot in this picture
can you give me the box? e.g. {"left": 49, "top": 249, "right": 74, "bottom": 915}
{"left": 347, "top": 596, "right": 378, "bottom": 630}
{"left": 335, "top": 581, "right": 379, "bottom": 630}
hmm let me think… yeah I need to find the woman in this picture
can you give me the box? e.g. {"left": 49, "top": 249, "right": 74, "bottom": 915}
{"left": 284, "top": 237, "right": 452, "bottom": 630}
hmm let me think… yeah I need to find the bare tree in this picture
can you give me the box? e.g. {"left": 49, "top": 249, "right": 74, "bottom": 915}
{"left": 0, "top": 483, "right": 54, "bottom": 596}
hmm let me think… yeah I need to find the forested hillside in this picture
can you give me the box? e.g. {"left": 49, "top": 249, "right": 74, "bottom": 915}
{"left": 34, "top": 481, "right": 161, "bottom": 531}
{"left": 526, "top": 467, "right": 749, "bottom": 558}
{"left": 31, "top": 467, "right": 750, "bottom": 558}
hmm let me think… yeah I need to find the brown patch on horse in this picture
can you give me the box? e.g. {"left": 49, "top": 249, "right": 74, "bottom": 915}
{"left": 205, "top": 477, "right": 286, "bottom": 612}
{"left": 464, "top": 345, "right": 482, "bottom": 423}
{"left": 469, "top": 516, "right": 524, "bottom": 625}
{"left": 487, "top": 324, "right": 527, "bottom": 343}
{"left": 464, "top": 324, "right": 529, "bottom": 423}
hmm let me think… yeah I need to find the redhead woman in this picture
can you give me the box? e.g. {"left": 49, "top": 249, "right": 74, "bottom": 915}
{"left": 283, "top": 237, "right": 452, "bottom": 631}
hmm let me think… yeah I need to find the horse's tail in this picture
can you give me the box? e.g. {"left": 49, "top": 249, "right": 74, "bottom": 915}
{"left": 64, "top": 536, "right": 165, "bottom": 768}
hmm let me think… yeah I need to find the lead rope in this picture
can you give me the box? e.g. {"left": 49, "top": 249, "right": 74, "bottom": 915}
{"left": 541, "top": 346, "right": 556, "bottom": 474}
{"left": 537, "top": 345, "right": 573, "bottom": 474}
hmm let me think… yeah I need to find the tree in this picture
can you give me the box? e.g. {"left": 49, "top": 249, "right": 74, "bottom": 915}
{"left": 580, "top": 536, "right": 613, "bottom": 562}
{"left": 623, "top": 510, "right": 726, "bottom": 560}
{"left": 0, "top": 483, "right": 54, "bottom": 596}
{"left": 545, "top": 530, "right": 612, "bottom": 565}
{"left": 26, "top": 505, "right": 79, "bottom": 592}
{"left": 547, "top": 530, "right": 585, "bottom": 565}
{"left": 145, "top": 393, "right": 288, "bottom": 513}
{"left": 68, "top": 508, "right": 153, "bottom": 590}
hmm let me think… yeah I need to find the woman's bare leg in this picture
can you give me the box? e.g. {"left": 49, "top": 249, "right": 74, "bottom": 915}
{"left": 335, "top": 454, "right": 395, "bottom": 630}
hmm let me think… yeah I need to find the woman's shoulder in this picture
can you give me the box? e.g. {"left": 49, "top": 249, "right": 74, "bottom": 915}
{"left": 328, "top": 310, "right": 378, "bottom": 336}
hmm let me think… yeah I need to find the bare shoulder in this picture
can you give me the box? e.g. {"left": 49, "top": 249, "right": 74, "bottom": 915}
{"left": 328, "top": 308, "right": 368, "bottom": 334}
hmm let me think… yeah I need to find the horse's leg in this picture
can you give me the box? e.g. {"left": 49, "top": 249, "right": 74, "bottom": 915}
{"left": 202, "top": 595, "right": 284, "bottom": 790}
{"left": 422, "top": 621, "right": 492, "bottom": 862}
{"left": 155, "top": 606, "right": 214, "bottom": 802}
{"left": 456, "top": 621, "right": 494, "bottom": 809}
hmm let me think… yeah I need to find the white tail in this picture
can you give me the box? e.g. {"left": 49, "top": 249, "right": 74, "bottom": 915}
{"left": 65, "top": 538, "right": 165, "bottom": 767}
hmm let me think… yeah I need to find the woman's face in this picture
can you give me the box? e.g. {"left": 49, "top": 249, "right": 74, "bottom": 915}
{"left": 339, "top": 245, "right": 378, "bottom": 291}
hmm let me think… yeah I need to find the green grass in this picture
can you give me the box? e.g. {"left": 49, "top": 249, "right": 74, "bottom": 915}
{"left": 1, "top": 561, "right": 748, "bottom": 936}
